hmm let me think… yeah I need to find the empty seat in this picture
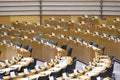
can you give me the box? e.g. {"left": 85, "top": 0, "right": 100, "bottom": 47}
{"left": 76, "top": 38, "right": 84, "bottom": 43}
{"left": 66, "top": 57, "right": 77, "bottom": 73}
{"left": 0, "top": 31, "right": 9, "bottom": 35}
{"left": 38, "top": 75, "right": 49, "bottom": 80}
{"left": 111, "top": 35, "right": 118, "bottom": 40}
{"left": 94, "top": 31, "right": 100, "bottom": 35}
{"left": 20, "top": 67, "right": 30, "bottom": 73}
{"left": 88, "top": 41, "right": 94, "bottom": 45}
{"left": 16, "top": 28, "right": 22, "bottom": 30}
{"left": 99, "top": 45, "right": 105, "bottom": 55}
{"left": 14, "top": 33, "right": 21, "bottom": 37}
{"left": 42, "top": 38, "right": 49, "bottom": 43}
{"left": 103, "top": 33, "right": 110, "bottom": 37}
{"left": 28, "top": 46, "right": 32, "bottom": 57}
{"left": 14, "top": 42, "right": 22, "bottom": 48}
{"left": 33, "top": 36, "right": 42, "bottom": 42}
{"left": 68, "top": 36, "right": 75, "bottom": 40}
{"left": 28, "top": 58, "right": 37, "bottom": 69}
{"left": 2, "top": 40, "right": 12, "bottom": 45}
{"left": 92, "top": 42, "right": 98, "bottom": 47}
{"left": 83, "top": 30, "right": 90, "bottom": 33}
{"left": 49, "top": 40, "right": 58, "bottom": 46}
{"left": 67, "top": 47, "right": 73, "bottom": 56}
{"left": 38, "top": 31, "right": 44, "bottom": 35}
{"left": 99, "top": 56, "right": 115, "bottom": 78}
{"left": 60, "top": 67, "right": 68, "bottom": 76}
{"left": 23, "top": 44, "right": 29, "bottom": 50}
{"left": 91, "top": 75, "right": 97, "bottom": 80}
{"left": 28, "top": 46, "right": 32, "bottom": 53}
{"left": 0, "top": 24, "right": 4, "bottom": 28}
{"left": 61, "top": 44, "right": 67, "bottom": 50}
{"left": 50, "top": 70, "right": 61, "bottom": 77}
{"left": 44, "top": 24, "right": 50, "bottom": 27}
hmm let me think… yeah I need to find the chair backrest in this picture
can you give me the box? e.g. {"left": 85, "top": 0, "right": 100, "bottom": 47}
{"left": 49, "top": 40, "right": 58, "bottom": 46}
{"left": 109, "top": 56, "right": 115, "bottom": 73}
{"left": 10, "top": 68, "right": 18, "bottom": 73}
{"left": 60, "top": 67, "right": 67, "bottom": 76}
{"left": 14, "top": 42, "right": 22, "bottom": 48}
{"left": 99, "top": 46, "right": 105, "bottom": 51}
{"left": 23, "top": 44, "right": 29, "bottom": 50}
{"left": 0, "top": 31, "right": 9, "bottom": 35}
{"left": 103, "top": 33, "right": 110, "bottom": 37}
{"left": 99, "top": 56, "right": 115, "bottom": 78}
{"left": 2, "top": 39, "right": 12, "bottom": 44}
{"left": 61, "top": 44, "right": 67, "bottom": 50}
{"left": 94, "top": 31, "right": 100, "bottom": 35}
{"left": 68, "top": 36, "right": 75, "bottom": 40}
{"left": 91, "top": 76, "right": 97, "bottom": 80}
{"left": 33, "top": 36, "right": 41, "bottom": 42}
{"left": 50, "top": 71, "right": 60, "bottom": 77}
{"left": 76, "top": 38, "right": 84, "bottom": 43}
{"left": 66, "top": 57, "right": 77, "bottom": 73}
{"left": 99, "top": 45, "right": 105, "bottom": 54}
{"left": 67, "top": 47, "right": 73, "bottom": 56}
{"left": 88, "top": 41, "right": 93, "bottom": 45}
{"left": 38, "top": 75, "right": 49, "bottom": 80}
{"left": 42, "top": 38, "right": 50, "bottom": 43}
{"left": 14, "top": 33, "right": 21, "bottom": 37}
{"left": 38, "top": 31, "right": 44, "bottom": 35}
{"left": 92, "top": 42, "right": 98, "bottom": 47}
{"left": 28, "top": 46, "right": 32, "bottom": 53}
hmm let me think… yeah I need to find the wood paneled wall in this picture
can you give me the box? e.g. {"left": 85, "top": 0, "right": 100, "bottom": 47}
{"left": 0, "top": 15, "right": 120, "bottom": 26}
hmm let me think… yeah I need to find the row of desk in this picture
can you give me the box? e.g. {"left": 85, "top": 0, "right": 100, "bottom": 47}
{"left": 7, "top": 23, "right": 120, "bottom": 60}
{"left": 3, "top": 56, "right": 72, "bottom": 80}
{"left": 0, "top": 56, "right": 33, "bottom": 76}
{"left": 0, "top": 54, "right": 23, "bottom": 69}
{"left": 0, "top": 30, "right": 102, "bottom": 64}
{"left": 0, "top": 34, "right": 66, "bottom": 63}
{"left": 0, "top": 22, "right": 113, "bottom": 80}
{"left": 57, "top": 55, "right": 111, "bottom": 80}
{"left": 0, "top": 41, "right": 30, "bottom": 61}
{"left": 44, "top": 18, "right": 120, "bottom": 37}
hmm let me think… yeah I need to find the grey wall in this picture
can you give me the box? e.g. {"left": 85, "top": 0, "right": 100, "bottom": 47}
{"left": 0, "top": 0, "right": 119, "bottom": 15}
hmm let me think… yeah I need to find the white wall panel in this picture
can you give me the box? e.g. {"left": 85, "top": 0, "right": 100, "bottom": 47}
{"left": 103, "top": 1, "right": 120, "bottom": 15}
{"left": 0, "top": 0, "right": 119, "bottom": 15}
{"left": 42, "top": 11, "right": 100, "bottom": 15}
{"left": 42, "top": 1, "right": 100, "bottom": 5}
{"left": 0, "top": 7, "right": 40, "bottom": 11}
{"left": 0, "top": 2, "right": 40, "bottom": 6}
{"left": 42, "top": 7, "right": 100, "bottom": 10}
